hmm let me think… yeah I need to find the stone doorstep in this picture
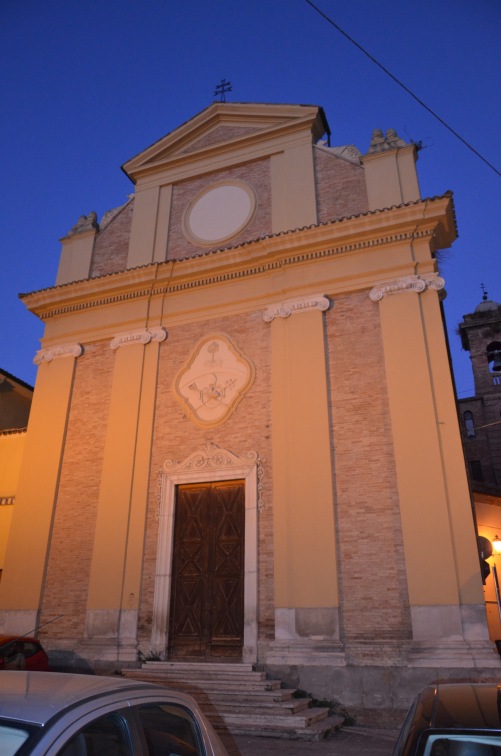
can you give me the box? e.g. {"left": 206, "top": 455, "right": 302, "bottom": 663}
{"left": 137, "top": 663, "right": 267, "bottom": 681}
{"left": 122, "top": 663, "right": 344, "bottom": 740}
{"left": 144, "top": 662, "right": 255, "bottom": 672}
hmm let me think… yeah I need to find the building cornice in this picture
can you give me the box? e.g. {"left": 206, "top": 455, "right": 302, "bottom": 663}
{"left": 21, "top": 194, "right": 454, "bottom": 323}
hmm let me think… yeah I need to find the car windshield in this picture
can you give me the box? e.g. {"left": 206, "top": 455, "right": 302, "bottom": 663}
{"left": 0, "top": 723, "right": 32, "bottom": 756}
{"left": 425, "top": 733, "right": 501, "bottom": 755}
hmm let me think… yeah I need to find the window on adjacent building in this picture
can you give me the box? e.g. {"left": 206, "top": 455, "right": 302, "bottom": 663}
{"left": 470, "top": 460, "right": 484, "bottom": 482}
{"left": 464, "top": 411, "right": 475, "bottom": 438}
{"left": 487, "top": 341, "right": 501, "bottom": 373}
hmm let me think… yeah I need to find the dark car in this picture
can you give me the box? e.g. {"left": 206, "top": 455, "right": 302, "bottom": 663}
{"left": 0, "top": 670, "right": 227, "bottom": 755}
{"left": 393, "top": 682, "right": 501, "bottom": 755}
{"left": 0, "top": 635, "right": 49, "bottom": 671}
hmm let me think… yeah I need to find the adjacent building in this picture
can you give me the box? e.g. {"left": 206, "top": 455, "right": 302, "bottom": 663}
{"left": 458, "top": 291, "right": 501, "bottom": 640}
{"left": 1, "top": 102, "right": 497, "bottom": 718}
{"left": 0, "top": 370, "right": 33, "bottom": 581}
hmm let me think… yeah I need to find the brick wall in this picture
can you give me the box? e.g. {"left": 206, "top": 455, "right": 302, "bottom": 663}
{"left": 39, "top": 343, "right": 114, "bottom": 640}
{"left": 166, "top": 159, "right": 272, "bottom": 260}
{"left": 325, "top": 292, "right": 412, "bottom": 641}
{"left": 314, "top": 148, "right": 369, "bottom": 223}
{"left": 139, "top": 310, "right": 275, "bottom": 643}
{"left": 90, "top": 201, "right": 134, "bottom": 278}
{"left": 180, "top": 125, "right": 261, "bottom": 154}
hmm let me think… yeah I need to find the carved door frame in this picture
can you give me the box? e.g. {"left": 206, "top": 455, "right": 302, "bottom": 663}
{"left": 151, "top": 444, "right": 260, "bottom": 664}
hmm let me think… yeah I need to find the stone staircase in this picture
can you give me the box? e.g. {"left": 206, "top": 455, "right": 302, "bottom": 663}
{"left": 122, "top": 661, "right": 345, "bottom": 740}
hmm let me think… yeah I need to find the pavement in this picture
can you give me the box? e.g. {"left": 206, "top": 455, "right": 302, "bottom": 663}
{"left": 220, "top": 726, "right": 398, "bottom": 755}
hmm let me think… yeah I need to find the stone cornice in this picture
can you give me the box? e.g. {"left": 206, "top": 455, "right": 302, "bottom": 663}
{"left": 21, "top": 195, "right": 454, "bottom": 322}
{"left": 263, "top": 295, "right": 329, "bottom": 322}
{"left": 33, "top": 343, "right": 83, "bottom": 364}
{"left": 0, "top": 496, "right": 15, "bottom": 506}
{"left": 369, "top": 274, "right": 445, "bottom": 301}
{"left": 110, "top": 328, "right": 167, "bottom": 350}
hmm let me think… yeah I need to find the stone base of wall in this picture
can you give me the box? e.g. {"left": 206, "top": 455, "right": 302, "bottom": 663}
{"left": 263, "top": 638, "right": 501, "bottom": 725}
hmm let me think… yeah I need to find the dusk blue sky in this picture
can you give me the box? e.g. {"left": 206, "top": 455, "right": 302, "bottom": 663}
{"left": 2, "top": 0, "right": 500, "bottom": 398}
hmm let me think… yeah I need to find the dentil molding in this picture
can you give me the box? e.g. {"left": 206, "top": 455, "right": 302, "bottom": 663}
{"left": 110, "top": 327, "right": 167, "bottom": 350}
{"left": 369, "top": 274, "right": 445, "bottom": 302}
{"left": 33, "top": 343, "right": 83, "bottom": 364}
{"left": 263, "top": 295, "right": 330, "bottom": 322}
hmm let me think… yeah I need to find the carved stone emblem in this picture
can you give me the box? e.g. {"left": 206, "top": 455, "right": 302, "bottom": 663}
{"left": 174, "top": 334, "right": 255, "bottom": 427}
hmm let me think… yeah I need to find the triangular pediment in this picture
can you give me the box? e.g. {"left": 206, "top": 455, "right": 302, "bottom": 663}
{"left": 122, "top": 102, "right": 328, "bottom": 183}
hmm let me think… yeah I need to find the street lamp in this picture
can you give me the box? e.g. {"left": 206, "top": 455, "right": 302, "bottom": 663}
{"left": 492, "top": 535, "right": 501, "bottom": 555}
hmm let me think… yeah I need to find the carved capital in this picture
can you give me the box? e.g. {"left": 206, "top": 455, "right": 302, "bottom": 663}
{"left": 263, "top": 295, "right": 330, "bottom": 322}
{"left": 369, "top": 274, "right": 445, "bottom": 302}
{"left": 110, "top": 327, "right": 167, "bottom": 350}
{"left": 422, "top": 273, "right": 446, "bottom": 292}
{"left": 33, "top": 343, "right": 83, "bottom": 364}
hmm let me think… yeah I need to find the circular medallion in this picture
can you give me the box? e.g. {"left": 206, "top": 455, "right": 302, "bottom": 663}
{"left": 183, "top": 181, "right": 256, "bottom": 246}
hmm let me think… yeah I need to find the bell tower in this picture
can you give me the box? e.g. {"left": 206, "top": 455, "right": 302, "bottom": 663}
{"left": 458, "top": 290, "right": 501, "bottom": 489}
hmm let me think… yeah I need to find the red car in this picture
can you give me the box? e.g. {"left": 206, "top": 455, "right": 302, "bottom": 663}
{"left": 0, "top": 634, "right": 49, "bottom": 671}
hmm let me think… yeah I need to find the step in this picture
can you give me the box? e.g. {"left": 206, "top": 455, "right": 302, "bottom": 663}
{"left": 211, "top": 713, "right": 345, "bottom": 740}
{"left": 132, "top": 665, "right": 268, "bottom": 682}
{"left": 146, "top": 684, "right": 300, "bottom": 706}
{"left": 124, "top": 670, "right": 281, "bottom": 692}
{"left": 121, "top": 665, "right": 346, "bottom": 741}
{"left": 193, "top": 697, "right": 312, "bottom": 717}
{"left": 142, "top": 661, "right": 254, "bottom": 673}
{"left": 231, "top": 706, "right": 328, "bottom": 727}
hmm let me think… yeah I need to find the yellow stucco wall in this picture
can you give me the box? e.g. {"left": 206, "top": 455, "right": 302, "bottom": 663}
{"left": 0, "top": 431, "right": 27, "bottom": 571}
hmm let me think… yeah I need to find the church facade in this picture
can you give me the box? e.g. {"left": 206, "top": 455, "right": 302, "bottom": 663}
{"left": 1, "top": 102, "right": 497, "bottom": 715}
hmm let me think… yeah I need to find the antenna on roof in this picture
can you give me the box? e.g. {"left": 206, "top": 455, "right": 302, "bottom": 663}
{"left": 214, "top": 79, "right": 232, "bottom": 102}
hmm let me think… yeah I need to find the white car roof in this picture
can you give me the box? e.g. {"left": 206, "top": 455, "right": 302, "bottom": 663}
{"left": 0, "top": 671, "right": 195, "bottom": 726}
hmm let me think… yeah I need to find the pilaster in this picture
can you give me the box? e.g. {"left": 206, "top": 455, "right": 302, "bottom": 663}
{"left": 270, "top": 136, "right": 317, "bottom": 233}
{"left": 56, "top": 214, "right": 98, "bottom": 285}
{"left": 127, "top": 185, "right": 172, "bottom": 268}
{"left": 0, "top": 343, "right": 82, "bottom": 633}
{"left": 266, "top": 295, "right": 339, "bottom": 642}
{"left": 370, "top": 275, "right": 491, "bottom": 650}
{"left": 84, "top": 328, "right": 165, "bottom": 659}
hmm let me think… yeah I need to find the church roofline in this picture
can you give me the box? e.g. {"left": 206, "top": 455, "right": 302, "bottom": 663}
{"left": 121, "top": 102, "right": 330, "bottom": 183}
{"left": 20, "top": 191, "right": 455, "bottom": 304}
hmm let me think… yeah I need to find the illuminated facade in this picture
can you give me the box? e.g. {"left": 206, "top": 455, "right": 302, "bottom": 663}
{"left": 1, "top": 103, "right": 497, "bottom": 716}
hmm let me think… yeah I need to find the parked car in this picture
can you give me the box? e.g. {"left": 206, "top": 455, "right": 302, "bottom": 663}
{"left": 0, "top": 670, "right": 227, "bottom": 755}
{"left": 393, "top": 682, "right": 501, "bottom": 755}
{"left": 0, "top": 635, "right": 49, "bottom": 671}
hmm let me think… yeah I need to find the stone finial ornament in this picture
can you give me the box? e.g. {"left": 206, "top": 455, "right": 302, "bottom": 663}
{"left": 66, "top": 212, "right": 99, "bottom": 237}
{"left": 385, "top": 128, "right": 407, "bottom": 150}
{"left": 368, "top": 128, "right": 409, "bottom": 154}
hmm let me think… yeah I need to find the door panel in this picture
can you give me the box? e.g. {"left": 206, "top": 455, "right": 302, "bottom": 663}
{"left": 169, "top": 481, "right": 245, "bottom": 660}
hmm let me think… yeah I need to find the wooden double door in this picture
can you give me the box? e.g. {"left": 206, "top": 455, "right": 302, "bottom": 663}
{"left": 168, "top": 480, "right": 245, "bottom": 660}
